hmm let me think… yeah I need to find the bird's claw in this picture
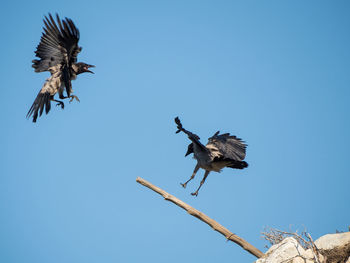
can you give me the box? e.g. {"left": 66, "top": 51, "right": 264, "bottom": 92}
{"left": 180, "top": 183, "right": 187, "bottom": 188}
{"left": 191, "top": 192, "right": 198, "bottom": 197}
{"left": 69, "top": 95, "right": 80, "bottom": 103}
{"left": 56, "top": 102, "right": 64, "bottom": 109}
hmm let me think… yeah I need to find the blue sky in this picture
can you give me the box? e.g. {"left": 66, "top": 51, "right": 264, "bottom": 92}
{"left": 1, "top": 1, "right": 349, "bottom": 262}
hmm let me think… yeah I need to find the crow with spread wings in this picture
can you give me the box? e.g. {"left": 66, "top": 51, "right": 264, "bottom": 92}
{"left": 27, "top": 13, "right": 94, "bottom": 122}
{"left": 175, "top": 117, "right": 248, "bottom": 196}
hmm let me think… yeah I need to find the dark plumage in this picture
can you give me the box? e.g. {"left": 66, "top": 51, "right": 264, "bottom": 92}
{"left": 175, "top": 117, "right": 248, "bottom": 196}
{"left": 27, "top": 13, "right": 94, "bottom": 122}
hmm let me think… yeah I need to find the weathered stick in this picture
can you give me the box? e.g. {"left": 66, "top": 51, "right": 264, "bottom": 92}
{"left": 136, "top": 177, "right": 264, "bottom": 259}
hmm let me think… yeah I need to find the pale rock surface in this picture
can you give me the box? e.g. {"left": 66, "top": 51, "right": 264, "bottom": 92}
{"left": 314, "top": 232, "right": 350, "bottom": 250}
{"left": 256, "top": 237, "right": 307, "bottom": 263}
{"left": 255, "top": 232, "right": 350, "bottom": 263}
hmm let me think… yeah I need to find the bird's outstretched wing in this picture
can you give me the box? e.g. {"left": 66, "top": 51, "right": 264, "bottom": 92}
{"left": 175, "top": 117, "right": 200, "bottom": 140}
{"left": 32, "top": 13, "right": 81, "bottom": 96}
{"left": 207, "top": 131, "right": 247, "bottom": 161}
{"left": 174, "top": 117, "right": 207, "bottom": 153}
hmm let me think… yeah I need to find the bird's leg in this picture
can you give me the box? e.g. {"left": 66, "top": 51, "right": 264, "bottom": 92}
{"left": 69, "top": 95, "right": 80, "bottom": 103}
{"left": 181, "top": 164, "right": 200, "bottom": 188}
{"left": 191, "top": 170, "right": 210, "bottom": 196}
{"left": 53, "top": 99, "right": 65, "bottom": 109}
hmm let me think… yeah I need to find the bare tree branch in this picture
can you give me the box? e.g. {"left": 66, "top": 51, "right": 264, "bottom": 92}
{"left": 136, "top": 177, "right": 264, "bottom": 259}
{"left": 306, "top": 233, "right": 321, "bottom": 263}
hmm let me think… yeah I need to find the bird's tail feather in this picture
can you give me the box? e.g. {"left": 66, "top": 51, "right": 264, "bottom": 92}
{"left": 228, "top": 161, "right": 248, "bottom": 169}
{"left": 26, "top": 92, "right": 51, "bottom": 123}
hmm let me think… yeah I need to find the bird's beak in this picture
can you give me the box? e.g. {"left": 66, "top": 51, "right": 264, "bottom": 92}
{"left": 84, "top": 64, "right": 95, "bottom": 74}
{"left": 185, "top": 143, "right": 193, "bottom": 157}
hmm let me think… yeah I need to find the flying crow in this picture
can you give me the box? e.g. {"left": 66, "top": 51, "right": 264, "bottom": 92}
{"left": 27, "top": 13, "right": 94, "bottom": 122}
{"left": 175, "top": 117, "right": 248, "bottom": 196}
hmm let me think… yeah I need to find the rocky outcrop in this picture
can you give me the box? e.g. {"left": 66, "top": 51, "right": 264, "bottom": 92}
{"left": 255, "top": 237, "right": 323, "bottom": 263}
{"left": 315, "top": 232, "right": 350, "bottom": 263}
{"left": 255, "top": 232, "right": 350, "bottom": 263}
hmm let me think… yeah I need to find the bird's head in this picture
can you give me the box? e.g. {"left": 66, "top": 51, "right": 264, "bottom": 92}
{"left": 185, "top": 143, "right": 194, "bottom": 157}
{"left": 74, "top": 62, "right": 95, "bottom": 75}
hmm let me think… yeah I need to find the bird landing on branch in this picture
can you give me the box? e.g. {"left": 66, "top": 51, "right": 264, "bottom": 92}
{"left": 175, "top": 117, "right": 248, "bottom": 196}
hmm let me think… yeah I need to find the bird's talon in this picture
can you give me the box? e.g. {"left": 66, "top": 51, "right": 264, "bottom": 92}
{"left": 180, "top": 183, "right": 187, "bottom": 188}
{"left": 69, "top": 96, "right": 80, "bottom": 103}
{"left": 191, "top": 192, "right": 198, "bottom": 196}
{"left": 56, "top": 102, "right": 64, "bottom": 109}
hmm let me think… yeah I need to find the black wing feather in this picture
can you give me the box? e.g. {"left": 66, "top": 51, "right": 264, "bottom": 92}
{"left": 61, "top": 64, "right": 72, "bottom": 97}
{"left": 174, "top": 117, "right": 207, "bottom": 152}
{"left": 207, "top": 132, "right": 247, "bottom": 161}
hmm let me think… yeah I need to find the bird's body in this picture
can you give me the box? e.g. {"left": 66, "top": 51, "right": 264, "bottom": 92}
{"left": 27, "top": 14, "right": 94, "bottom": 123}
{"left": 41, "top": 67, "right": 63, "bottom": 97}
{"left": 175, "top": 117, "right": 248, "bottom": 196}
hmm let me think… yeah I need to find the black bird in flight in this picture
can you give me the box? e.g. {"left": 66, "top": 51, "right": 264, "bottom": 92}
{"left": 175, "top": 117, "right": 248, "bottom": 196}
{"left": 27, "top": 13, "right": 94, "bottom": 122}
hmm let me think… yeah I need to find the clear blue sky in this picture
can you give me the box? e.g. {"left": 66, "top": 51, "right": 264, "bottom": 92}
{"left": 1, "top": 1, "right": 349, "bottom": 262}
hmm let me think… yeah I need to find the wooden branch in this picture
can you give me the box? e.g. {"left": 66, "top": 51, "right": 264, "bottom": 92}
{"left": 136, "top": 177, "right": 264, "bottom": 259}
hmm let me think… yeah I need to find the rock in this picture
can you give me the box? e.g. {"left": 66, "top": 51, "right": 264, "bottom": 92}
{"left": 314, "top": 232, "right": 350, "bottom": 263}
{"left": 256, "top": 232, "right": 350, "bottom": 263}
{"left": 303, "top": 248, "right": 325, "bottom": 262}
{"left": 314, "top": 232, "right": 350, "bottom": 250}
{"left": 256, "top": 237, "right": 307, "bottom": 263}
